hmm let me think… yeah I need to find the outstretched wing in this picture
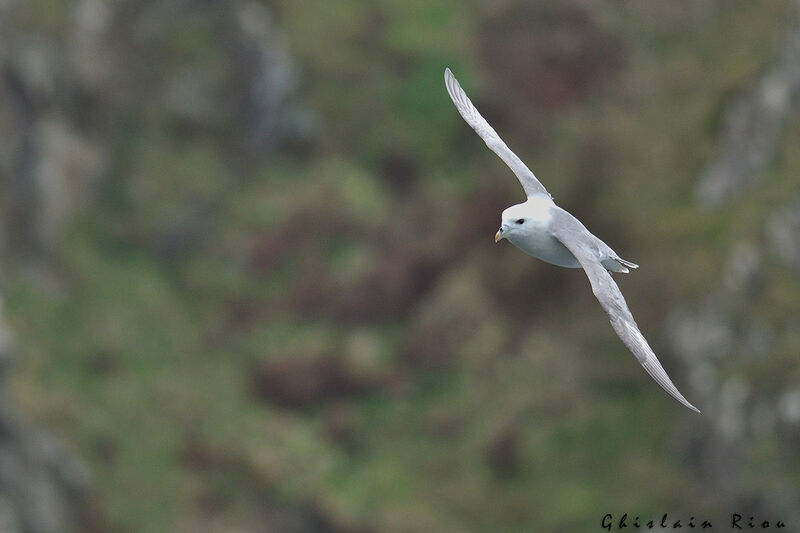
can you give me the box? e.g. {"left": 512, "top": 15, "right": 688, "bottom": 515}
{"left": 549, "top": 209, "right": 700, "bottom": 413}
{"left": 444, "top": 68, "right": 551, "bottom": 199}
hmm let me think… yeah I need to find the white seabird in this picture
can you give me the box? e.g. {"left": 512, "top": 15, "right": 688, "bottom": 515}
{"left": 444, "top": 68, "right": 699, "bottom": 413}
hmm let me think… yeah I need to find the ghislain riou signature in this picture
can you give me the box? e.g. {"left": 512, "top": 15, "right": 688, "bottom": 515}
{"left": 601, "top": 513, "right": 786, "bottom": 530}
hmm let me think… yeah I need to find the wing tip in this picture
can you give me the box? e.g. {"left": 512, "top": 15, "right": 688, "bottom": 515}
{"left": 658, "top": 380, "right": 701, "bottom": 414}
{"left": 682, "top": 399, "right": 702, "bottom": 414}
{"left": 444, "top": 69, "right": 459, "bottom": 96}
{"left": 666, "top": 381, "right": 701, "bottom": 414}
{"left": 444, "top": 67, "right": 455, "bottom": 88}
{"left": 656, "top": 373, "right": 701, "bottom": 414}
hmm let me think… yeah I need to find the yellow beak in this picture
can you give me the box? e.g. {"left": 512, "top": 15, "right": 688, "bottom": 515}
{"left": 494, "top": 229, "right": 502, "bottom": 243}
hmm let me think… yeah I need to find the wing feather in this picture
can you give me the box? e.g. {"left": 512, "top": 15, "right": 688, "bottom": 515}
{"left": 444, "top": 68, "right": 550, "bottom": 199}
{"left": 550, "top": 210, "right": 700, "bottom": 413}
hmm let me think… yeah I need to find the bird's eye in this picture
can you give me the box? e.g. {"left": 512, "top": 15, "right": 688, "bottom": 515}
{"left": 515, "top": 218, "right": 525, "bottom": 225}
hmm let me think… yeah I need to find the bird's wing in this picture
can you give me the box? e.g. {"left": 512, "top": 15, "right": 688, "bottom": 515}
{"left": 444, "top": 68, "right": 551, "bottom": 199}
{"left": 549, "top": 209, "right": 700, "bottom": 413}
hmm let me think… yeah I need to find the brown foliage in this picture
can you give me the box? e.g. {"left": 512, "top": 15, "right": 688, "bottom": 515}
{"left": 480, "top": 1, "right": 625, "bottom": 113}
{"left": 250, "top": 353, "right": 376, "bottom": 410}
{"left": 485, "top": 425, "right": 522, "bottom": 478}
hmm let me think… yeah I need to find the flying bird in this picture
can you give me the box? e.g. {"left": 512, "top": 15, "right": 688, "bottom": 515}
{"left": 444, "top": 68, "right": 699, "bottom": 413}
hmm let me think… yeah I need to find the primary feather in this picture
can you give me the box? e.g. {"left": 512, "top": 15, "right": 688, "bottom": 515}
{"left": 445, "top": 68, "right": 551, "bottom": 199}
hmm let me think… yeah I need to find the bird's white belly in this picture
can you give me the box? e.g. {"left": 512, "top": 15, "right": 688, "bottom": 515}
{"left": 508, "top": 224, "right": 581, "bottom": 268}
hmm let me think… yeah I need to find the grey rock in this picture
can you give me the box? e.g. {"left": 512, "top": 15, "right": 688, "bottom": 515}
{"left": 721, "top": 240, "right": 763, "bottom": 295}
{"left": 695, "top": 5, "right": 800, "bottom": 208}
{"left": 779, "top": 389, "right": 800, "bottom": 424}
{"left": 230, "top": 1, "right": 317, "bottom": 154}
{"left": 666, "top": 301, "right": 735, "bottom": 362}
{"left": 67, "top": 0, "right": 114, "bottom": 91}
{"left": 163, "top": 66, "right": 226, "bottom": 126}
{"left": 672, "top": 3, "right": 800, "bottom": 523}
{"left": 0, "top": 297, "right": 16, "bottom": 374}
{"left": 766, "top": 194, "right": 800, "bottom": 271}
{"left": 718, "top": 375, "right": 750, "bottom": 441}
{"left": 0, "top": 495, "right": 21, "bottom": 533}
{"left": 33, "top": 118, "right": 106, "bottom": 253}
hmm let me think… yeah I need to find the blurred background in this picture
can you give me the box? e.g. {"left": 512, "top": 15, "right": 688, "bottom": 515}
{"left": 1, "top": 0, "right": 800, "bottom": 532}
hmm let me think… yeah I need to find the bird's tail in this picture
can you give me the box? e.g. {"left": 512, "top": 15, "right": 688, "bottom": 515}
{"left": 616, "top": 257, "right": 639, "bottom": 270}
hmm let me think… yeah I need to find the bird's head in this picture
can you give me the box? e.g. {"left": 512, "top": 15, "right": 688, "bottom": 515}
{"left": 495, "top": 203, "right": 531, "bottom": 243}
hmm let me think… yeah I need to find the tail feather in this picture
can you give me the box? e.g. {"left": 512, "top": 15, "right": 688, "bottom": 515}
{"left": 616, "top": 257, "right": 639, "bottom": 269}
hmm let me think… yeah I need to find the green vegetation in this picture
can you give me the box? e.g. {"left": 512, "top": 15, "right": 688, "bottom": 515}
{"left": 4, "top": 1, "right": 799, "bottom": 531}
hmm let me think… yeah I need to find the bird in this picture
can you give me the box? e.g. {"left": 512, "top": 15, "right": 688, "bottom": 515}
{"left": 444, "top": 68, "right": 699, "bottom": 413}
